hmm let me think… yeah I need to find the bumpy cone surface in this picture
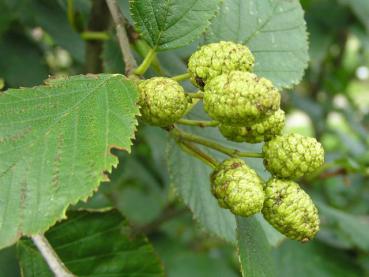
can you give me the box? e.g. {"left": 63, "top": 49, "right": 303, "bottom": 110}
{"left": 262, "top": 178, "right": 320, "bottom": 242}
{"left": 210, "top": 158, "right": 265, "bottom": 217}
{"left": 138, "top": 77, "right": 188, "bottom": 126}
{"left": 263, "top": 133, "right": 324, "bottom": 179}
{"left": 219, "top": 109, "right": 285, "bottom": 143}
{"left": 188, "top": 41, "right": 254, "bottom": 88}
{"left": 204, "top": 71, "right": 281, "bottom": 126}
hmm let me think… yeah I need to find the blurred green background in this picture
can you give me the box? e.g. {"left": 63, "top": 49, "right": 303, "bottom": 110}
{"left": 0, "top": 0, "right": 369, "bottom": 276}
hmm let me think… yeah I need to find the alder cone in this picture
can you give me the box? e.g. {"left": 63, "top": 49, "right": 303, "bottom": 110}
{"left": 211, "top": 158, "right": 265, "bottom": 217}
{"left": 138, "top": 77, "right": 188, "bottom": 127}
{"left": 262, "top": 178, "right": 320, "bottom": 242}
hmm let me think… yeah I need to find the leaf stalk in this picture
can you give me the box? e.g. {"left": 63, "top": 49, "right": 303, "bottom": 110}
{"left": 134, "top": 48, "right": 157, "bottom": 75}
{"left": 177, "top": 119, "right": 219, "bottom": 127}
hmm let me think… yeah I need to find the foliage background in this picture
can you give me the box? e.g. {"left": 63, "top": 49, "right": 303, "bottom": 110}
{"left": 0, "top": 0, "right": 369, "bottom": 276}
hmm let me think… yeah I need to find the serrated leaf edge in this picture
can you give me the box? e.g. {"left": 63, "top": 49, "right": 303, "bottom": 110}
{"left": 1, "top": 74, "right": 140, "bottom": 249}
{"left": 129, "top": 0, "right": 223, "bottom": 51}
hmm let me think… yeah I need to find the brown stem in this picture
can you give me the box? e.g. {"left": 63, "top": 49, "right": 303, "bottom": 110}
{"left": 319, "top": 168, "right": 347, "bottom": 180}
{"left": 85, "top": 0, "right": 110, "bottom": 73}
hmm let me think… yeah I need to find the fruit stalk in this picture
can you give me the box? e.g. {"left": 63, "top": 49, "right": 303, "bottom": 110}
{"left": 177, "top": 119, "right": 219, "bottom": 127}
{"left": 171, "top": 72, "right": 191, "bottom": 82}
{"left": 171, "top": 128, "right": 264, "bottom": 158}
{"left": 179, "top": 141, "right": 218, "bottom": 168}
{"left": 134, "top": 48, "right": 156, "bottom": 75}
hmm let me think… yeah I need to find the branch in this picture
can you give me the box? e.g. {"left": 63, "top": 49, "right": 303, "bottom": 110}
{"left": 32, "top": 234, "right": 75, "bottom": 277}
{"left": 186, "top": 92, "right": 204, "bottom": 99}
{"left": 176, "top": 119, "right": 219, "bottom": 128}
{"left": 179, "top": 140, "right": 219, "bottom": 168}
{"left": 171, "top": 128, "right": 264, "bottom": 158}
{"left": 85, "top": 0, "right": 110, "bottom": 73}
{"left": 171, "top": 72, "right": 191, "bottom": 82}
{"left": 106, "top": 0, "right": 137, "bottom": 75}
{"left": 319, "top": 168, "right": 347, "bottom": 180}
{"left": 67, "top": 0, "right": 77, "bottom": 31}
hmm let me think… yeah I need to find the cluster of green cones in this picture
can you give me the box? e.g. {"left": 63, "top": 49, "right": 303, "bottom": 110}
{"left": 136, "top": 41, "right": 325, "bottom": 242}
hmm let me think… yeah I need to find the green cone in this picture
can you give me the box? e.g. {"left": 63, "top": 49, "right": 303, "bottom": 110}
{"left": 211, "top": 158, "right": 265, "bottom": 217}
{"left": 188, "top": 41, "right": 254, "bottom": 88}
{"left": 262, "top": 178, "right": 320, "bottom": 242}
{"left": 138, "top": 77, "right": 188, "bottom": 127}
{"left": 204, "top": 71, "right": 281, "bottom": 126}
{"left": 263, "top": 133, "right": 324, "bottom": 179}
{"left": 219, "top": 109, "right": 285, "bottom": 143}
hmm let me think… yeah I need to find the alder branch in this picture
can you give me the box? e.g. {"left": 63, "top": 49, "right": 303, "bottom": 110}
{"left": 32, "top": 234, "right": 75, "bottom": 277}
{"left": 85, "top": 0, "right": 110, "bottom": 73}
{"left": 106, "top": 0, "right": 137, "bottom": 75}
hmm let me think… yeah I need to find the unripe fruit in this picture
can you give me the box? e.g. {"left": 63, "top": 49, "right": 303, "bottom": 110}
{"left": 138, "top": 77, "right": 188, "bottom": 127}
{"left": 263, "top": 133, "right": 324, "bottom": 179}
{"left": 203, "top": 71, "right": 281, "bottom": 126}
{"left": 188, "top": 41, "right": 254, "bottom": 88}
{"left": 219, "top": 109, "right": 285, "bottom": 143}
{"left": 262, "top": 178, "right": 320, "bottom": 242}
{"left": 211, "top": 158, "right": 265, "bottom": 217}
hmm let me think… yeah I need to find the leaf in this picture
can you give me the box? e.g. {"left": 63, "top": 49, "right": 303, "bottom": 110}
{"left": 130, "top": 0, "right": 222, "bottom": 51}
{"left": 304, "top": 0, "right": 347, "bottom": 68}
{"left": 0, "top": 32, "right": 49, "bottom": 87}
{"left": 102, "top": 37, "right": 125, "bottom": 73}
{"left": 318, "top": 202, "right": 369, "bottom": 252}
{"left": 274, "top": 240, "right": 363, "bottom": 277}
{"left": 0, "top": 74, "right": 139, "bottom": 249}
{"left": 206, "top": 0, "right": 309, "bottom": 89}
{"left": 0, "top": 2, "right": 14, "bottom": 38}
{"left": 28, "top": 0, "right": 85, "bottom": 63}
{"left": 255, "top": 214, "right": 285, "bottom": 247}
{"left": 102, "top": 150, "right": 168, "bottom": 225}
{"left": 237, "top": 216, "right": 275, "bottom": 277}
{"left": 17, "top": 210, "right": 164, "bottom": 277}
{"left": 0, "top": 246, "right": 20, "bottom": 277}
{"left": 167, "top": 137, "right": 237, "bottom": 243}
{"left": 154, "top": 236, "right": 238, "bottom": 277}
{"left": 339, "top": 0, "right": 369, "bottom": 32}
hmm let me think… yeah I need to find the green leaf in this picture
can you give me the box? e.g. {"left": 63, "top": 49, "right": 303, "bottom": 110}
{"left": 0, "top": 2, "right": 14, "bottom": 38}
{"left": 305, "top": 0, "right": 347, "bottom": 68}
{"left": 0, "top": 246, "right": 20, "bottom": 277}
{"left": 0, "top": 32, "right": 48, "bottom": 87}
{"left": 255, "top": 214, "right": 285, "bottom": 247}
{"left": 339, "top": 0, "right": 369, "bottom": 32}
{"left": 237, "top": 216, "right": 275, "bottom": 277}
{"left": 154, "top": 236, "right": 238, "bottom": 277}
{"left": 102, "top": 150, "right": 168, "bottom": 225}
{"left": 0, "top": 74, "right": 139, "bottom": 249}
{"left": 274, "top": 240, "right": 363, "bottom": 277}
{"left": 17, "top": 210, "right": 164, "bottom": 277}
{"left": 167, "top": 138, "right": 237, "bottom": 243}
{"left": 206, "top": 0, "right": 309, "bottom": 89}
{"left": 28, "top": 0, "right": 85, "bottom": 63}
{"left": 102, "top": 37, "right": 125, "bottom": 73}
{"left": 130, "top": 0, "right": 222, "bottom": 51}
{"left": 318, "top": 202, "right": 369, "bottom": 252}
